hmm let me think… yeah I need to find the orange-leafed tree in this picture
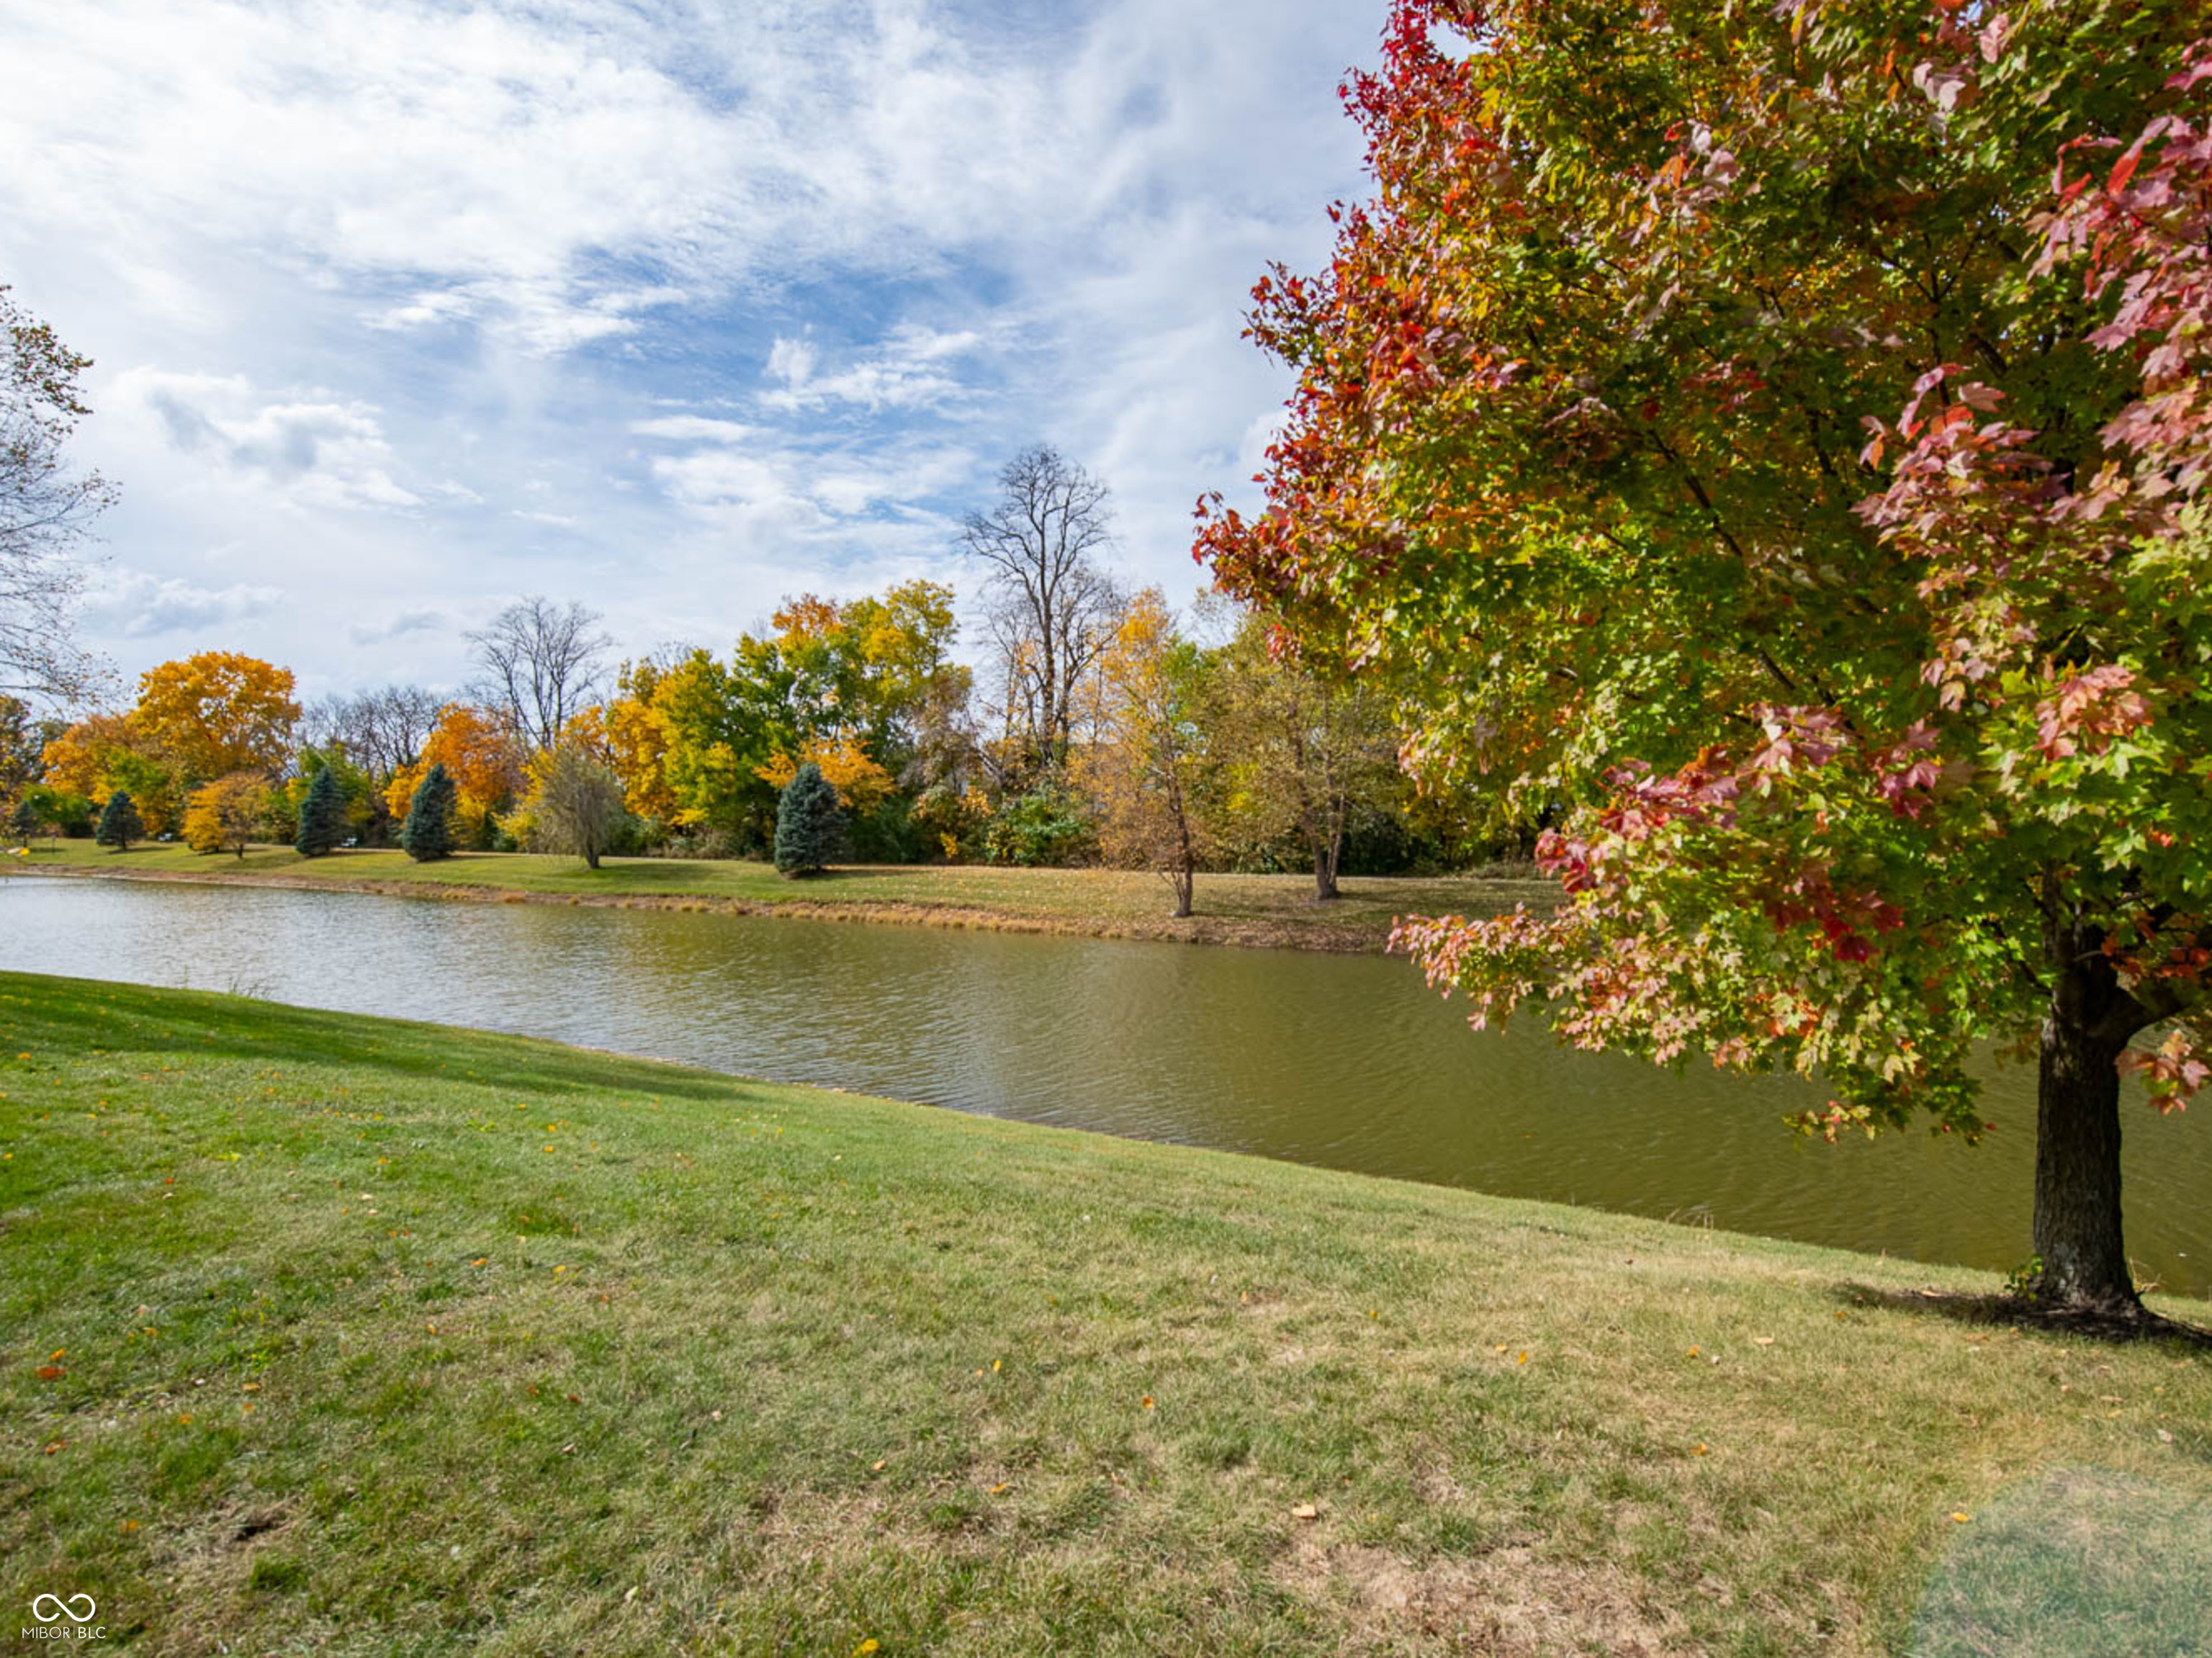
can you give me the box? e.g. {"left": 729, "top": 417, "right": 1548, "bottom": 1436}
{"left": 41, "top": 713, "right": 181, "bottom": 834}
{"left": 133, "top": 652, "right": 300, "bottom": 782}
{"left": 383, "top": 703, "right": 524, "bottom": 838}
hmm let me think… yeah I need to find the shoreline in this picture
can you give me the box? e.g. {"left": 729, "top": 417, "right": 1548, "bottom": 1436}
{"left": 4, "top": 855, "right": 1554, "bottom": 954}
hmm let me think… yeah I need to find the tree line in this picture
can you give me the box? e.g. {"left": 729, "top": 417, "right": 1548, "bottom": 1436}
{"left": 7, "top": 446, "right": 1485, "bottom": 906}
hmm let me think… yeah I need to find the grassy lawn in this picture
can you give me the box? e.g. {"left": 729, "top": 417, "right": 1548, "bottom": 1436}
{"left": 2, "top": 973, "right": 2207, "bottom": 1656}
{"left": 4, "top": 842, "right": 1550, "bottom": 953}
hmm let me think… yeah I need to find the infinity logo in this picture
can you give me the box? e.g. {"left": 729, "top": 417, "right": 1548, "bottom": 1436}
{"left": 30, "top": 1591, "right": 96, "bottom": 1623}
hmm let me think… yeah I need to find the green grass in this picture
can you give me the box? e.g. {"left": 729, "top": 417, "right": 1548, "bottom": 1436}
{"left": 2, "top": 973, "right": 2206, "bottom": 1657}
{"left": 6, "top": 841, "right": 1549, "bottom": 952}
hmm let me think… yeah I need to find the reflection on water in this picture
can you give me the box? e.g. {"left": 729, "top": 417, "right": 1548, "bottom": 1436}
{"left": 2, "top": 873, "right": 2203, "bottom": 1295}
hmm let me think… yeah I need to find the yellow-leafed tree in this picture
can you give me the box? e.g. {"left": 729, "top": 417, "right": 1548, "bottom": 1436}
{"left": 1073, "top": 588, "right": 1215, "bottom": 917}
{"left": 755, "top": 738, "right": 895, "bottom": 814}
{"left": 181, "top": 772, "right": 271, "bottom": 859}
{"left": 133, "top": 653, "right": 300, "bottom": 780}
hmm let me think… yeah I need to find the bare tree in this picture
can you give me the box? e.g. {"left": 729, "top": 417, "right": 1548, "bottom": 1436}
{"left": 467, "top": 597, "right": 612, "bottom": 752}
{"left": 961, "top": 445, "right": 1124, "bottom": 770}
{"left": 305, "top": 684, "right": 445, "bottom": 779}
{"left": 2, "top": 287, "right": 113, "bottom": 705}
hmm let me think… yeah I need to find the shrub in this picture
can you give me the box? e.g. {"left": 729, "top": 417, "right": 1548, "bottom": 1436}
{"left": 847, "top": 793, "right": 925, "bottom": 863}
{"left": 773, "top": 762, "right": 844, "bottom": 878}
{"left": 982, "top": 781, "right": 1094, "bottom": 867}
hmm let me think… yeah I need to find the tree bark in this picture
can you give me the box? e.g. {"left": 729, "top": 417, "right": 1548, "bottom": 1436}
{"left": 2031, "top": 960, "right": 2139, "bottom": 1312}
{"left": 1313, "top": 839, "right": 1340, "bottom": 901}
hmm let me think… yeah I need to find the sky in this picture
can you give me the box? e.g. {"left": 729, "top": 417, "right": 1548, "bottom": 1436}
{"left": 0, "top": 0, "right": 1380, "bottom": 705}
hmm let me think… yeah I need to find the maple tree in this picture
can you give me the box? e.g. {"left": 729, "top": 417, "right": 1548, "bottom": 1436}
{"left": 132, "top": 652, "right": 300, "bottom": 782}
{"left": 1201, "top": 0, "right": 2212, "bottom": 1315}
{"left": 382, "top": 703, "right": 523, "bottom": 839}
{"left": 42, "top": 712, "right": 179, "bottom": 834}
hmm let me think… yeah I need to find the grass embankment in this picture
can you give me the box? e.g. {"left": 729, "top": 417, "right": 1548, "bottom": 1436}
{"left": 5, "top": 842, "right": 1547, "bottom": 953}
{"left": 3, "top": 974, "right": 2207, "bottom": 1657}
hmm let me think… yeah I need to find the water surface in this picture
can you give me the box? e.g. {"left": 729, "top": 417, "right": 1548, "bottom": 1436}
{"left": 3, "top": 873, "right": 2202, "bottom": 1294}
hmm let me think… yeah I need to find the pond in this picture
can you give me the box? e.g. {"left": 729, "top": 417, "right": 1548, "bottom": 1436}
{"left": 2, "top": 872, "right": 2204, "bottom": 1296}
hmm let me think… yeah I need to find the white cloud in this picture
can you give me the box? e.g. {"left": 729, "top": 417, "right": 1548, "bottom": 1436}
{"left": 757, "top": 325, "right": 981, "bottom": 414}
{"left": 112, "top": 369, "right": 421, "bottom": 510}
{"left": 81, "top": 567, "right": 286, "bottom": 639}
{"left": 0, "top": 0, "right": 1376, "bottom": 689}
{"left": 629, "top": 416, "right": 757, "bottom": 443}
{"left": 347, "top": 608, "right": 447, "bottom": 646}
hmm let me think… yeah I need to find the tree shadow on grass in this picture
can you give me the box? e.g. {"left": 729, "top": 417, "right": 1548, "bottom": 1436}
{"left": 1, "top": 970, "right": 752, "bottom": 1107}
{"left": 1907, "top": 1467, "right": 2212, "bottom": 1657}
{"left": 1831, "top": 1281, "right": 2212, "bottom": 1351}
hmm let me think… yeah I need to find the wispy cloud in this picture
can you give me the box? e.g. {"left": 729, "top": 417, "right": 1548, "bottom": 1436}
{"left": 0, "top": 0, "right": 1375, "bottom": 689}
{"left": 81, "top": 567, "right": 286, "bottom": 640}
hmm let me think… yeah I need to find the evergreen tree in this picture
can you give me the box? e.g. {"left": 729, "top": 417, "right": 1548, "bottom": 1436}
{"left": 94, "top": 790, "right": 143, "bottom": 850}
{"left": 399, "top": 763, "right": 456, "bottom": 862}
{"left": 773, "top": 762, "right": 843, "bottom": 878}
{"left": 9, "top": 797, "right": 40, "bottom": 843}
{"left": 295, "top": 764, "right": 347, "bottom": 857}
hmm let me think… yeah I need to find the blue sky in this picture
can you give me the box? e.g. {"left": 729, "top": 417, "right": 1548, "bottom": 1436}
{"left": 0, "top": 0, "right": 1378, "bottom": 702}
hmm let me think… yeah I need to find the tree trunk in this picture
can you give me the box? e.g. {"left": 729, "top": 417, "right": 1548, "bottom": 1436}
{"left": 1171, "top": 865, "right": 1193, "bottom": 918}
{"left": 2032, "top": 965, "right": 2138, "bottom": 1312}
{"left": 1313, "top": 839, "right": 1341, "bottom": 901}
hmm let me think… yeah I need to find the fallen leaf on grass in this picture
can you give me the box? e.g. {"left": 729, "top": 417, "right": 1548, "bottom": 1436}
{"left": 1752, "top": 1336, "right": 1775, "bottom": 1347}
{"left": 1290, "top": 1502, "right": 1319, "bottom": 1520}
{"left": 1949, "top": 1512, "right": 1972, "bottom": 1523}
{"left": 35, "top": 1365, "right": 63, "bottom": 1381}
{"left": 1141, "top": 1395, "right": 1154, "bottom": 1410}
